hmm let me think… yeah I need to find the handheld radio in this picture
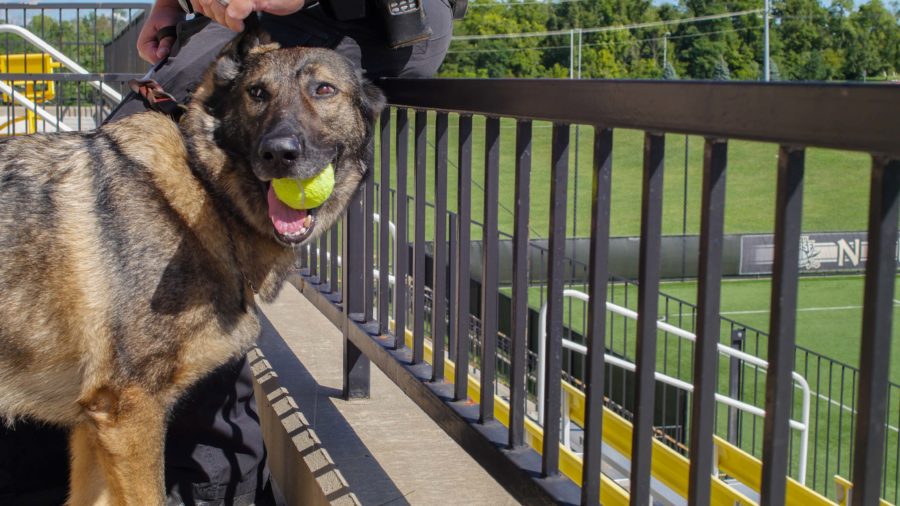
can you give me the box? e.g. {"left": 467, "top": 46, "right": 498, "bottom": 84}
{"left": 318, "top": 0, "right": 469, "bottom": 49}
{"left": 373, "top": 0, "right": 432, "bottom": 49}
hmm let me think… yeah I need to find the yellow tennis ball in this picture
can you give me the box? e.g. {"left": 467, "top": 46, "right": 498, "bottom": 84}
{"left": 272, "top": 164, "right": 335, "bottom": 210}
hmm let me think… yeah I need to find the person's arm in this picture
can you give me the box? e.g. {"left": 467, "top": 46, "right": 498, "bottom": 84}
{"left": 193, "top": 0, "right": 307, "bottom": 32}
{"left": 137, "top": 0, "right": 186, "bottom": 63}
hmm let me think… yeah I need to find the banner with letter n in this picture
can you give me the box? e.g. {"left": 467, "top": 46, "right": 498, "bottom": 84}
{"left": 739, "top": 231, "right": 900, "bottom": 275}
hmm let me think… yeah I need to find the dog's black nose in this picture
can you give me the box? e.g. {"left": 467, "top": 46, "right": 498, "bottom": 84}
{"left": 259, "top": 135, "right": 301, "bottom": 165}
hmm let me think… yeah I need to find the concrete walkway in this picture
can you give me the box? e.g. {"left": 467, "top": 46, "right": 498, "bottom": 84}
{"left": 256, "top": 283, "right": 518, "bottom": 506}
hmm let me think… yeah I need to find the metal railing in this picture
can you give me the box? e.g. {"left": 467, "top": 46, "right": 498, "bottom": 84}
{"left": 292, "top": 79, "right": 900, "bottom": 505}
{"left": 0, "top": 24, "right": 123, "bottom": 103}
{"left": 536, "top": 288, "right": 813, "bottom": 486}
{"left": 0, "top": 3, "right": 149, "bottom": 134}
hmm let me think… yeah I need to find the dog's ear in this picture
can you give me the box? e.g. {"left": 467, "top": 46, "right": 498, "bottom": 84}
{"left": 358, "top": 78, "right": 386, "bottom": 129}
{"left": 344, "top": 79, "right": 385, "bottom": 174}
{"left": 214, "top": 16, "right": 278, "bottom": 82}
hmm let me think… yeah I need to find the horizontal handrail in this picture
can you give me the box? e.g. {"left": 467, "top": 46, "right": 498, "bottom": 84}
{"left": 379, "top": 78, "right": 900, "bottom": 156}
{"left": 0, "top": 24, "right": 123, "bottom": 103}
{"left": 537, "top": 288, "right": 812, "bottom": 486}
{"left": 0, "top": 80, "right": 71, "bottom": 132}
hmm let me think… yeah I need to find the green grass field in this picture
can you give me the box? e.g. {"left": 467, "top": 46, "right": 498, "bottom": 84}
{"left": 515, "top": 275, "right": 898, "bottom": 375}
{"left": 653, "top": 275, "right": 900, "bottom": 381}
{"left": 376, "top": 112, "right": 875, "bottom": 239}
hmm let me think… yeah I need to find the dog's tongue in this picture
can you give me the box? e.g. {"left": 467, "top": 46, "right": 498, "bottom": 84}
{"left": 267, "top": 185, "right": 309, "bottom": 235}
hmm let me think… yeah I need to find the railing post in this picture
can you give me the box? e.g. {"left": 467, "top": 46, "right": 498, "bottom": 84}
{"left": 393, "top": 108, "right": 409, "bottom": 349}
{"left": 412, "top": 110, "right": 428, "bottom": 365}
{"left": 541, "top": 122, "right": 569, "bottom": 478}
{"left": 318, "top": 232, "right": 328, "bottom": 290}
{"left": 341, "top": 139, "right": 373, "bottom": 400}
{"left": 581, "top": 126, "right": 613, "bottom": 506}
{"left": 330, "top": 225, "right": 340, "bottom": 300}
{"left": 851, "top": 158, "right": 900, "bottom": 505}
{"left": 447, "top": 212, "right": 458, "bottom": 362}
{"left": 760, "top": 146, "right": 805, "bottom": 504}
{"left": 479, "top": 116, "right": 500, "bottom": 423}
{"left": 688, "top": 138, "right": 728, "bottom": 505}
{"left": 364, "top": 134, "right": 376, "bottom": 322}
{"left": 454, "top": 114, "right": 473, "bottom": 401}
{"left": 727, "top": 328, "right": 745, "bottom": 445}
{"left": 509, "top": 119, "right": 532, "bottom": 449}
{"left": 631, "top": 131, "right": 666, "bottom": 504}
{"left": 378, "top": 108, "right": 391, "bottom": 334}
{"left": 432, "top": 112, "right": 449, "bottom": 383}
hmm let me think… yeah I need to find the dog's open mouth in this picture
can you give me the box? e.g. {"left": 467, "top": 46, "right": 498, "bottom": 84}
{"left": 266, "top": 184, "right": 317, "bottom": 244}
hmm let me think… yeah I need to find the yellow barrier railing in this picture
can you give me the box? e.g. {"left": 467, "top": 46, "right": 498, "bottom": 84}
{"left": 833, "top": 475, "right": 893, "bottom": 506}
{"left": 557, "top": 352, "right": 834, "bottom": 504}
{"left": 398, "top": 326, "right": 836, "bottom": 504}
{"left": 714, "top": 435, "right": 839, "bottom": 505}
{"left": 0, "top": 53, "right": 61, "bottom": 134}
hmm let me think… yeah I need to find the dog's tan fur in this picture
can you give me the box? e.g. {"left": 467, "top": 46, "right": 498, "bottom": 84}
{"left": 0, "top": 27, "right": 383, "bottom": 505}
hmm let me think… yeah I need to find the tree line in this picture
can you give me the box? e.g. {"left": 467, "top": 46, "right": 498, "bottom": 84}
{"left": 2, "top": 3, "right": 897, "bottom": 82}
{"left": 441, "top": 0, "right": 900, "bottom": 81}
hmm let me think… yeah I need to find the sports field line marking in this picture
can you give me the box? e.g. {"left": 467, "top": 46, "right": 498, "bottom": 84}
{"left": 717, "top": 299, "right": 900, "bottom": 316}
{"left": 808, "top": 388, "right": 900, "bottom": 434}
{"left": 657, "top": 305, "right": 867, "bottom": 320}
{"left": 660, "top": 301, "right": 900, "bottom": 318}
{"left": 722, "top": 305, "right": 864, "bottom": 315}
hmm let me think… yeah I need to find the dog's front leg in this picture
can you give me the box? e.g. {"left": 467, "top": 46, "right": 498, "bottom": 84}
{"left": 68, "top": 386, "right": 167, "bottom": 506}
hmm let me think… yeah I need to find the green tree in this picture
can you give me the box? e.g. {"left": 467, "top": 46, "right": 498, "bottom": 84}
{"left": 580, "top": 46, "right": 627, "bottom": 78}
{"left": 437, "top": 0, "right": 900, "bottom": 82}
{"left": 443, "top": 2, "right": 554, "bottom": 77}
{"left": 841, "top": 0, "right": 898, "bottom": 80}
{"left": 773, "top": 0, "right": 845, "bottom": 79}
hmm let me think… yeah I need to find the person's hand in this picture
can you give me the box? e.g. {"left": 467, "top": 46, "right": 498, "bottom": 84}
{"left": 194, "top": 0, "right": 306, "bottom": 32}
{"left": 137, "top": 0, "right": 185, "bottom": 64}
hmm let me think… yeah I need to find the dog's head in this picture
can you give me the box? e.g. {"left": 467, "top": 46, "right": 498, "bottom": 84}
{"left": 188, "top": 25, "right": 385, "bottom": 246}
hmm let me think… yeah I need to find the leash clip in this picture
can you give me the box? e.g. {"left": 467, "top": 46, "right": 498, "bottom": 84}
{"left": 128, "top": 78, "right": 186, "bottom": 121}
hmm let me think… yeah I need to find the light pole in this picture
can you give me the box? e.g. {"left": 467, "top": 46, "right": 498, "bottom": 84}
{"left": 764, "top": 0, "right": 770, "bottom": 81}
{"left": 569, "top": 29, "right": 574, "bottom": 79}
{"left": 663, "top": 31, "right": 670, "bottom": 70}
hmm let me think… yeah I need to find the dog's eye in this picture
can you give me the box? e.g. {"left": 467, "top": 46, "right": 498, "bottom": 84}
{"left": 248, "top": 85, "right": 268, "bottom": 101}
{"left": 315, "top": 83, "right": 336, "bottom": 97}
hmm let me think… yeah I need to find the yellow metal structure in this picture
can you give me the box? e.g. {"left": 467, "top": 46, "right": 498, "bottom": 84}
{"left": 833, "top": 475, "right": 893, "bottom": 506}
{"left": 0, "top": 53, "right": 61, "bottom": 134}
{"left": 398, "top": 325, "right": 838, "bottom": 505}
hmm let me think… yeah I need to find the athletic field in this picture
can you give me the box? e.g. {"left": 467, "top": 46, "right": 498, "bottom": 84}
{"left": 516, "top": 274, "right": 900, "bottom": 500}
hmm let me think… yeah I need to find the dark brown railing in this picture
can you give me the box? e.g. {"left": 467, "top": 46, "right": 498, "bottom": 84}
{"left": 294, "top": 79, "right": 900, "bottom": 505}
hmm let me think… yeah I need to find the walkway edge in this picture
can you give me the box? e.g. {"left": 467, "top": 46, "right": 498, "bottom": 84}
{"left": 248, "top": 346, "right": 360, "bottom": 506}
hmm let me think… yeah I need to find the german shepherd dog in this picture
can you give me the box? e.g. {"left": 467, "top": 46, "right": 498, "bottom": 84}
{"left": 0, "top": 24, "right": 384, "bottom": 505}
